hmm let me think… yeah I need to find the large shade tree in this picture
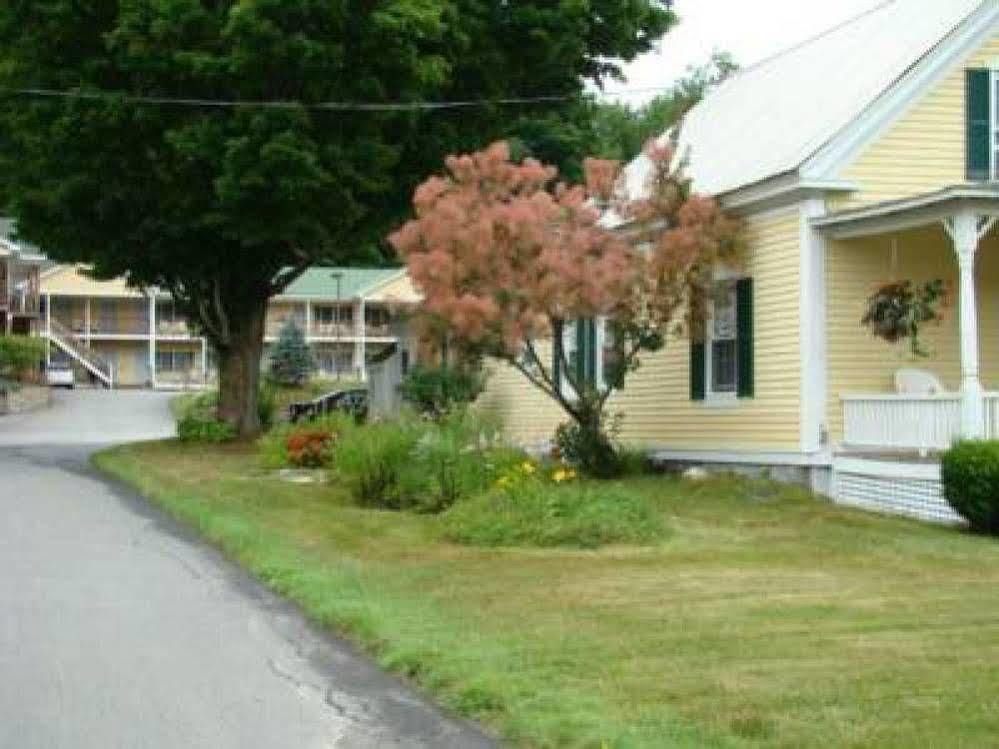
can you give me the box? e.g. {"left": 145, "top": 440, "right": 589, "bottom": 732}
{"left": 0, "top": 0, "right": 674, "bottom": 435}
{"left": 391, "top": 141, "right": 741, "bottom": 475}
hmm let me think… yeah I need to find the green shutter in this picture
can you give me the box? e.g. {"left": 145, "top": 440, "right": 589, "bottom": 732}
{"left": 736, "top": 278, "right": 755, "bottom": 399}
{"left": 587, "top": 318, "right": 598, "bottom": 386}
{"left": 690, "top": 341, "right": 705, "bottom": 401}
{"left": 552, "top": 320, "right": 563, "bottom": 396}
{"left": 574, "top": 318, "right": 598, "bottom": 388}
{"left": 967, "top": 69, "right": 991, "bottom": 182}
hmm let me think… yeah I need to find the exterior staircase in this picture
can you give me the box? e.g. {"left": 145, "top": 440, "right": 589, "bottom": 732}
{"left": 46, "top": 318, "right": 114, "bottom": 388}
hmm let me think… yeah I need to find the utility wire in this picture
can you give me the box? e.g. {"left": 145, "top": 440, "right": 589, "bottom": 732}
{"left": 0, "top": 84, "right": 676, "bottom": 110}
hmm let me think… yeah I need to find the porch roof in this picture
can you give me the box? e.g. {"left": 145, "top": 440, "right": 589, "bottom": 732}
{"left": 812, "top": 185, "right": 999, "bottom": 240}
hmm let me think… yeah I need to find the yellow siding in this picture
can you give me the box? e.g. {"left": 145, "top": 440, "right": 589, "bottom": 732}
{"left": 90, "top": 340, "right": 149, "bottom": 386}
{"left": 478, "top": 340, "right": 569, "bottom": 446}
{"left": 479, "top": 207, "right": 803, "bottom": 451}
{"left": 366, "top": 273, "right": 421, "bottom": 305}
{"left": 825, "top": 227, "right": 999, "bottom": 443}
{"left": 835, "top": 34, "right": 999, "bottom": 208}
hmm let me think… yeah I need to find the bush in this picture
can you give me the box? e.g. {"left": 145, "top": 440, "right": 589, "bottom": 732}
{"left": 286, "top": 429, "right": 335, "bottom": 468}
{"left": 257, "top": 413, "right": 364, "bottom": 469}
{"left": 0, "top": 335, "right": 45, "bottom": 381}
{"left": 177, "top": 413, "right": 238, "bottom": 443}
{"left": 405, "top": 410, "right": 524, "bottom": 512}
{"left": 257, "top": 382, "right": 277, "bottom": 430}
{"left": 441, "top": 481, "right": 668, "bottom": 549}
{"left": 334, "top": 419, "right": 425, "bottom": 510}
{"left": 554, "top": 420, "right": 623, "bottom": 479}
{"left": 942, "top": 441, "right": 999, "bottom": 534}
{"left": 400, "top": 365, "right": 486, "bottom": 418}
{"left": 173, "top": 385, "right": 274, "bottom": 443}
{"left": 268, "top": 321, "right": 314, "bottom": 386}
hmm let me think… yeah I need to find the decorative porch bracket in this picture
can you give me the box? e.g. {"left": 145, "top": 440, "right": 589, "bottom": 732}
{"left": 943, "top": 210, "right": 997, "bottom": 440}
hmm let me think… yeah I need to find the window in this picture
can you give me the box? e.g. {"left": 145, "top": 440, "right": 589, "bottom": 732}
{"left": 708, "top": 282, "right": 738, "bottom": 395}
{"left": 554, "top": 319, "right": 619, "bottom": 397}
{"left": 365, "top": 307, "right": 391, "bottom": 326}
{"left": 157, "top": 300, "right": 182, "bottom": 324}
{"left": 156, "top": 349, "right": 195, "bottom": 373}
{"left": 314, "top": 305, "right": 352, "bottom": 325}
{"left": 691, "top": 277, "right": 754, "bottom": 403}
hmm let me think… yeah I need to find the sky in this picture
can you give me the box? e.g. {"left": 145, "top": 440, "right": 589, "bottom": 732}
{"left": 607, "top": 0, "right": 886, "bottom": 104}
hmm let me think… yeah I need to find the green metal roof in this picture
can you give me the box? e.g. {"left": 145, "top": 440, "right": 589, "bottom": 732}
{"left": 280, "top": 267, "right": 403, "bottom": 300}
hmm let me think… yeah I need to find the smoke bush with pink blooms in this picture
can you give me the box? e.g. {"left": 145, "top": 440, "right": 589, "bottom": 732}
{"left": 390, "top": 140, "right": 741, "bottom": 476}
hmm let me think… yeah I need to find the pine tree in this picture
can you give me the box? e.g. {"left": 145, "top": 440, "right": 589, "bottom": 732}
{"left": 268, "top": 321, "right": 314, "bottom": 387}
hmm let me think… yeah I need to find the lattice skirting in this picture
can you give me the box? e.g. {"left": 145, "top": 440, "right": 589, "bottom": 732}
{"left": 831, "top": 458, "right": 962, "bottom": 525}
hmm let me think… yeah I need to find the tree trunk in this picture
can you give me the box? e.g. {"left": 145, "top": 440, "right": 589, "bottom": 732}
{"left": 217, "top": 301, "right": 267, "bottom": 438}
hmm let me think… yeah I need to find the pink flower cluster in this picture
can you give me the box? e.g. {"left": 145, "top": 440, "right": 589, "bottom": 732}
{"left": 390, "top": 140, "right": 741, "bottom": 360}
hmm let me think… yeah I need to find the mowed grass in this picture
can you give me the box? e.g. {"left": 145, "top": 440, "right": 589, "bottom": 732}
{"left": 95, "top": 441, "right": 999, "bottom": 748}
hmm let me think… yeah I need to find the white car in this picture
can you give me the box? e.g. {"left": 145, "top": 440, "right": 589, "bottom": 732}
{"left": 46, "top": 361, "right": 75, "bottom": 389}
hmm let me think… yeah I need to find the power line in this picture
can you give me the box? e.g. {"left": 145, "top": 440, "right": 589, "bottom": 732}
{"left": 0, "top": 84, "right": 677, "bottom": 111}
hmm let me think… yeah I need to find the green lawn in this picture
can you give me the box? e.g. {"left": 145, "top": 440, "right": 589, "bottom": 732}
{"left": 95, "top": 441, "right": 999, "bottom": 748}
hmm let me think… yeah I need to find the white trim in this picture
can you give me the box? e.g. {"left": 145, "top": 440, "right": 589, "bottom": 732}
{"left": 813, "top": 185, "right": 999, "bottom": 239}
{"left": 799, "top": 198, "right": 829, "bottom": 452}
{"left": 805, "top": 2, "right": 999, "bottom": 181}
{"left": 703, "top": 276, "right": 740, "bottom": 403}
{"left": 719, "top": 173, "right": 857, "bottom": 214}
{"left": 833, "top": 457, "right": 941, "bottom": 482}
{"left": 840, "top": 392, "right": 963, "bottom": 402}
{"left": 595, "top": 317, "right": 608, "bottom": 392}
{"left": 148, "top": 294, "right": 157, "bottom": 388}
{"left": 650, "top": 448, "right": 831, "bottom": 468}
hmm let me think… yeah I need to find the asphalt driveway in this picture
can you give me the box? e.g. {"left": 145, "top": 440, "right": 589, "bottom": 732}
{"left": 0, "top": 390, "right": 494, "bottom": 748}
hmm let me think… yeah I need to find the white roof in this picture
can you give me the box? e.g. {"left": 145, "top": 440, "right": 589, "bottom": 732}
{"left": 622, "top": 0, "right": 985, "bottom": 199}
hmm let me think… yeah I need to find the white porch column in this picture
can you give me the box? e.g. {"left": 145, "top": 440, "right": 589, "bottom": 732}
{"left": 945, "top": 211, "right": 995, "bottom": 440}
{"left": 84, "top": 298, "right": 92, "bottom": 344}
{"left": 148, "top": 294, "right": 157, "bottom": 388}
{"left": 44, "top": 293, "right": 51, "bottom": 367}
{"left": 201, "top": 337, "right": 208, "bottom": 384}
{"left": 305, "top": 300, "right": 313, "bottom": 341}
{"left": 355, "top": 299, "right": 367, "bottom": 382}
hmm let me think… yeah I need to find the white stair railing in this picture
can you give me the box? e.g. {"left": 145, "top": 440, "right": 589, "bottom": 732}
{"left": 46, "top": 318, "right": 114, "bottom": 388}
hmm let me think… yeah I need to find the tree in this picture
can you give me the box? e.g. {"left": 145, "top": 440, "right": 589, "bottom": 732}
{"left": 268, "top": 321, "right": 314, "bottom": 387}
{"left": 390, "top": 141, "right": 741, "bottom": 476}
{"left": 590, "top": 51, "right": 739, "bottom": 162}
{"left": 0, "top": 1, "right": 674, "bottom": 437}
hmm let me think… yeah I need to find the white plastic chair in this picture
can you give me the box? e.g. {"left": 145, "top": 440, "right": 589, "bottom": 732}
{"left": 894, "top": 368, "right": 947, "bottom": 396}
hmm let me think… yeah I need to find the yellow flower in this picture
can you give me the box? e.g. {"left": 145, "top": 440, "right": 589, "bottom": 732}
{"left": 520, "top": 461, "right": 537, "bottom": 475}
{"left": 552, "top": 469, "right": 569, "bottom": 483}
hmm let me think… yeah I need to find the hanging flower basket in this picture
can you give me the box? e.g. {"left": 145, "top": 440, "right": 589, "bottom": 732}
{"left": 860, "top": 279, "right": 950, "bottom": 358}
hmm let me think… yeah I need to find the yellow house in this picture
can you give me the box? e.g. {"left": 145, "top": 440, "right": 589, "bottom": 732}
{"left": 39, "top": 266, "right": 415, "bottom": 390}
{"left": 479, "top": 0, "right": 999, "bottom": 523}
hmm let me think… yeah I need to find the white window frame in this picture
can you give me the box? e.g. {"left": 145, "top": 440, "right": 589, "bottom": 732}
{"left": 704, "top": 271, "right": 741, "bottom": 407}
{"left": 156, "top": 348, "right": 195, "bottom": 373}
{"left": 991, "top": 69, "right": 999, "bottom": 181}
{"left": 556, "top": 318, "right": 616, "bottom": 399}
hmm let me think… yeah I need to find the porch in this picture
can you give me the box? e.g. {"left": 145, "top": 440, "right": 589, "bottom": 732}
{"left": 814, "top": 187, "right": 999, "bottom": 524}
{"left": 817, "top": 187, "right": 999, "bottom": 454}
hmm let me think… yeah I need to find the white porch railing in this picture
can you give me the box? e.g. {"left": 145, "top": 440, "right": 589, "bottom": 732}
{"left": 842, "top": 394, "right": 962, "bottom": 451}
{"left": 843, "top": 392, "right": 999, "bottom": 450}
{"left": 984, "top": 393, "right": 999, "bottom": 439}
